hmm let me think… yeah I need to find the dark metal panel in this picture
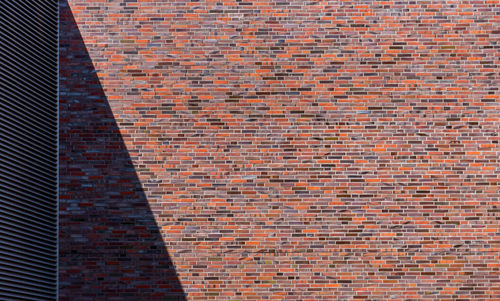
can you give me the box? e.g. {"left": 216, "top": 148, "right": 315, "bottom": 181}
{"left": 0, "top": 1, "right": 58, "bottom": 300}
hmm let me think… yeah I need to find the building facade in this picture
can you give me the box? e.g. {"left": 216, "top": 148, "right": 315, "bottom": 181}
{"left": 3, "top": 0, "right": 500, "bottom": 300}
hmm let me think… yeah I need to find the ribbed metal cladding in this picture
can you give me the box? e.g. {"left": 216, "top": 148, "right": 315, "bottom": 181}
{"left": 0, "top": 1, "right": 58, "bottom": 300}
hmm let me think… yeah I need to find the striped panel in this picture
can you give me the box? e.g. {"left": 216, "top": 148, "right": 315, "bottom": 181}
{"left": 0, "top": 1, "right": 58, "bottom": 300}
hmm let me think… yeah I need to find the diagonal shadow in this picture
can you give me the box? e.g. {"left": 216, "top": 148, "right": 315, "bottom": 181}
{"left": 58, "top": 2, "right": 186, "bottom": 300}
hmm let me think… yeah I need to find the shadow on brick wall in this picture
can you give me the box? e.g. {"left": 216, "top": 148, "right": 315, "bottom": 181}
{"left": 58, "top": 2, "right": 186, "bottom": 300}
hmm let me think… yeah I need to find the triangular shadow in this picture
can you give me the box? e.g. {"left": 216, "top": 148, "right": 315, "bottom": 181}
{"left": 58, "top": 2, "right": 186, "bottom": 300}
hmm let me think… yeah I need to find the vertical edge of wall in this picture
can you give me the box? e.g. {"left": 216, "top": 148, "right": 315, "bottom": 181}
{"left": 0, "top": 1, "right": 59, "bottom": 300}
{"left": 56, "top": 0, "right": 60, "bottom": 299}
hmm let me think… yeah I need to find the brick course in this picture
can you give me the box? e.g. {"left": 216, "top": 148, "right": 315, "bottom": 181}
{"left": 60, "top": 0, "right": 499, "bottom": 299}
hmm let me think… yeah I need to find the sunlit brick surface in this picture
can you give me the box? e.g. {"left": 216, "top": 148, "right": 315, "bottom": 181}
{"left": 60, "top": 0, "right": 499, "bottom": 299}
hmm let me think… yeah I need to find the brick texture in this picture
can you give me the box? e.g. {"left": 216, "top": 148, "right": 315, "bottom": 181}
{"left": 60, "top": 0, "right": 500, "bottom": 300}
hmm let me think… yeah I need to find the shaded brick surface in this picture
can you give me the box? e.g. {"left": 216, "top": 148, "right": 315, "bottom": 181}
{"left": 59, "top": 2, "right": 185, "bottom": 300}
{"left": 60, "top": 0, "right": 499, "bottom": 299}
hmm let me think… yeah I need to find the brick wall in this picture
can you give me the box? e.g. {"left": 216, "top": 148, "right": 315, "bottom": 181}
{"left": 60, "top": 0, "right": 499, "bottom": 299}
